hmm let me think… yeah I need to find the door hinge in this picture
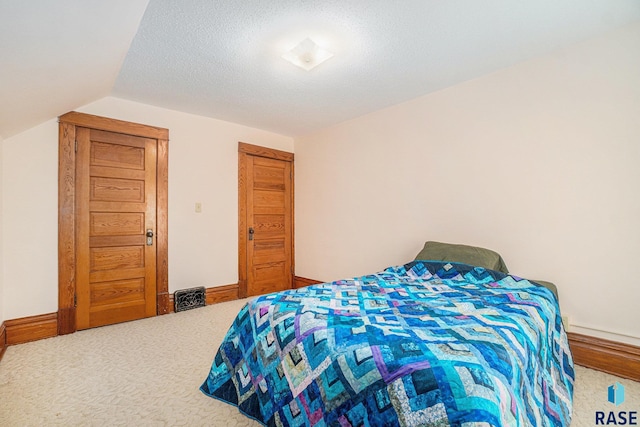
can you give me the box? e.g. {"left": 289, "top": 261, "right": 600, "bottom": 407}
{"left": 74, "top": 293, "right": 77, "bottom": 307}
{"left": 74, "top": 140, "right": 78, "bottom": 152}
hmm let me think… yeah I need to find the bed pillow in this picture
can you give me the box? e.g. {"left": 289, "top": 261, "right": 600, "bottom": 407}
{"left": 530, "top": 279, "right": 559, "bottom": 299}
{"left": 414, "top": 241, "right": 509, "bottom": 273}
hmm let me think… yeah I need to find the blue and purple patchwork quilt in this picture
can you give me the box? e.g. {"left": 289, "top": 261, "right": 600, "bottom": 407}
{"left": 201, "top": 261, "right": 574, "bottom": 426}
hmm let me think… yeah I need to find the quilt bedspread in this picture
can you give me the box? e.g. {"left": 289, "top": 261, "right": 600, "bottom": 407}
{"left": 201, "top": 261, "right": 574, "bottom": 426}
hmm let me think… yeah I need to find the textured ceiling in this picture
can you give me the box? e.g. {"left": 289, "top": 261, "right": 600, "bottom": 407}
{"left": 2, "top": 0, "right": 640, "bottom": 139}
{"left": 112, "top": 0, "right": 640, "bottom": 137}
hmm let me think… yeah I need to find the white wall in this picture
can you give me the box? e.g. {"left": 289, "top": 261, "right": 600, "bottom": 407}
{"left": 295, "top": 23, "right": 640, "bottom": 346}
{"left": 0, "top": 135, "right": 3, "bottom": 325}
{"left": 1, "top": 97, "right": 293, "bottom": 319}
{"left": 2, "top": 121, "right": 58, "bottom": 321}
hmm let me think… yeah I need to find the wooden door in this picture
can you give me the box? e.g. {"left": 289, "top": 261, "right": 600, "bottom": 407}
{"left": 239, "top": 143, "right": 294, "bottom": 297}
{"left": 75, "top": 127, "right": 158, "bottom": 329}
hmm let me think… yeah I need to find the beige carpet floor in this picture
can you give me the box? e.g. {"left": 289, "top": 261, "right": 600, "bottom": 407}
{"left": 0, "top": 298, "right": 638, "bottom": 426}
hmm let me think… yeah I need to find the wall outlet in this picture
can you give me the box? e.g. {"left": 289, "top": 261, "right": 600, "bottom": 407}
{"left": 561, "top": 315, "right": 570, "bottom": 332}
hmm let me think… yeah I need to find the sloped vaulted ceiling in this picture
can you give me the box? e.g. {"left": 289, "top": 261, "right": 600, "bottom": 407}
{"left": 0, "top": 0, "right": 149, "bottom": 138}
{"left": 1, "top": 0, "right": 639, "bottom": 139}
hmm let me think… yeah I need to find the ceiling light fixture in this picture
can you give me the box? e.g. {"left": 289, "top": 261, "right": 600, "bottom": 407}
{"left": 282, "top": 37, "right": 334, "bottom": 71}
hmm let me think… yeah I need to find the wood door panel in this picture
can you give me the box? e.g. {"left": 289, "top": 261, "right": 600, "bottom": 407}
{"left": 58, "top": 112, "right": 169, "bottom": 334}
{"left": 90, "top": 235, "right": 146, "bottom": 248}
{"left": 90, "top": 166, "right": 146, "bottom": 180}
{"left": 76, "top": 125, "right": 158, "bottom": 330}
{"left": 90, "top": 212, "right": 144, "bottom": 236}
{"left": 90, "top": 246, "right": 144, "bottom": 271}
{"left": 90, "top": 278, "right": 145, "bottom": 306}
{"left": 89, "top": 303, "right": 146, "bottom": 327}
{"left": 89, "top": 201, "right": 147, "bottom": 213}
{"left": 251, "top": 262, "right": 289, "bottom": 294}
{"left": 90, "top": 268, "right": 146, "bottom": 284}
{"left": 254, "top": 214, "right": 285, "bottom": 238}
{"left": 253, "top": 240, "right": 286, "bottom": 264}
{"left": 241, "top": 145, "right": 293, "bottom": 297}
{"left": 90, "top": 177, "right": 145, "bottom": 203}
{"left": 91, "top": 141, "right": 145, "bottom": 170}
{"left": 253, "top": 190, "right": 285, "bottom": 210}
{"left": 253, "top": 164, "right": 286, "bottom": 190}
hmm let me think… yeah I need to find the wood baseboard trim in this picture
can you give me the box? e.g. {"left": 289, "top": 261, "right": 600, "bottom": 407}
{"left": 157, "top": 292, "right": 171, "bottom": 315}
{"left": 167, "top": 284, "right": 240, "bottom": 313}
{"left": 5, "top": 313, "right": 58, "bottom": 346}
{"left": 206, "top": 284, "right": 239, "bottom": 305}
{"left": 293, "top": 276, "right": 324, "bottom": 289}
{"left": 0, "top": 284, "right": 242, "bottom": 353}
{"left": 0, "top": 322, "right": 6, "bottom": 362}
{"left": 568, "top": 332, "right": 640, "bottom": 381}
{"left": 57, "top": 307, "right": 76, "bottom": 336}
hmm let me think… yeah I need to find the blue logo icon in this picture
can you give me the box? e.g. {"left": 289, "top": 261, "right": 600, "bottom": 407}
{"left": 608, "top": 382, "right": 625, "bottom": 406}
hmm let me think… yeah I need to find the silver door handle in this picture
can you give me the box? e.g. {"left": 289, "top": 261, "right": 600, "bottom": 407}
{"left": 146, "top": 229, "right": 154, "bottom": 246}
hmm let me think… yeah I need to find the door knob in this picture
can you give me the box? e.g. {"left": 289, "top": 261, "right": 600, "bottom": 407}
{"left": 248, "top": 227, "right": 254, "bottom": 241}
{"left": 146, "top": 229, "right": 154, "bottom": 246}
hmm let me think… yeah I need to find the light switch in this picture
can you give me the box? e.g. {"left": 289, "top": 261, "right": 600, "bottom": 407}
{"left": 195, "top": 202, "right": 202, "bottom": 213}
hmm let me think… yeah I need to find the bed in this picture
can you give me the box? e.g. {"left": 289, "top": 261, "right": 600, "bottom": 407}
{"left": 201, "top": 242, "right": 574, "bottom": 426}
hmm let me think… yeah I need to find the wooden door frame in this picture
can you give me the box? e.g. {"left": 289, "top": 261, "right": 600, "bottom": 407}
{"left": 238, "top": 142, "right": 294, "bottom": 298}
{"left": 58, "top": 111, "right": 169, "bottom": 335}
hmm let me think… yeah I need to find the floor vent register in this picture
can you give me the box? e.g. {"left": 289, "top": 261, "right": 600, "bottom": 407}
{"left": 174, "top": 287, "right": 206, "bottom": 312}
